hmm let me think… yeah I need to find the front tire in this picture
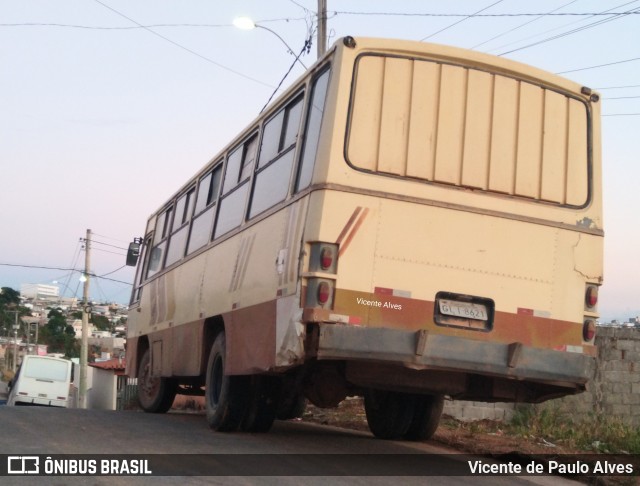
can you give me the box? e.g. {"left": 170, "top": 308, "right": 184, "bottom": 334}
{"left": 205, "top": 332, "right": 250, "bottom": 431}
{"left": 137, "top": 348, "right": 177, "bottom": 413}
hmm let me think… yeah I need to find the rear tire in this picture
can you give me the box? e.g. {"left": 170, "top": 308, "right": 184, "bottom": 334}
{"left": 403, "top": 394, "right": 444, "bottom": 441}
{"left": 364, "top": 389, "right": 415, "bottom": 440}
{"left": 241, "top": 375, "right": 280, "bottom": 432}
{"left": 205, "top": 332, "right": 250, "bottom": 431}
{"left": 137, "top": 348, "right": 177, "bottom": 413}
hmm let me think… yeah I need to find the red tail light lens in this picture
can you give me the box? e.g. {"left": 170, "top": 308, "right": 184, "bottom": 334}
{"left": 317, "top": 281, "right": 331, "bottom": 305}
{"left": 585, "top": 286, "right": 598, "bottom": 308}
{"left": 583, "top": 320, "right": 596, "bottom": 342}
{"left": 320, "top": 247, "right": 334, "bottom": 271}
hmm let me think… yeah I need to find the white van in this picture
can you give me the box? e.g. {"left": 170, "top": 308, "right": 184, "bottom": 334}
{"left": 7, "top": 355, "right": 73, "bottom": 408}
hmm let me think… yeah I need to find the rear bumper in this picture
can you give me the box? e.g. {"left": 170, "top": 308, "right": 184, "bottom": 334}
{"left": 13, "top": 397, "right": 67, "bottom": 407}
{"left": 316, "top": 324, "right": 595, "bottom": 389}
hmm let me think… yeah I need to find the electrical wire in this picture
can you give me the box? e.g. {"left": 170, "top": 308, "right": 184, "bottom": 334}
{"left": 596, "top": 84, "right": 640, "bottom": 89}
{"left": 92, "top": 240, "right": 128, "bottom": 251}
{"left": 470, "top": 0, "right": 579, "bottom": 50}
{"left": 557, "top": 56, "right": 640, "bottom": 74}
{"left": 420, "top": 1, "right": 505, "bottom": 42}
{"left": 260, "top": 35, "right": 313, "bottom": 113}
{"left": 91, "top": 0, "right": 275, "bottom": 89}
{"left": 496, "top": 2, "right": 640, "bottom": 55}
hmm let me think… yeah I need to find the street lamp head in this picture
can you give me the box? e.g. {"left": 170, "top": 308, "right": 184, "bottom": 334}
{"left": 233, "top": 17, "right": 256, "bottom": 31}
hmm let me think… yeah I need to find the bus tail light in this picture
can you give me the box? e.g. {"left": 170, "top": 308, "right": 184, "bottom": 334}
{"left": 309, "top": 243, "right": 338, "bottom": 274}
{"left": 305, "top": 278, "right": 335, "bottom": 309}
{"left": 318, "top": 281, "right": 330, "bottom": 304}
{"left": 585, "top": 285, "right": 598, "bottom": 309}
{"left": 583, "top": 320, "right": 596, "bottom": 342}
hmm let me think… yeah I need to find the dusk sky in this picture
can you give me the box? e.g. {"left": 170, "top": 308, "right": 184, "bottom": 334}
{"left": 1, "top": 1, "right": 638, "bottom": 321}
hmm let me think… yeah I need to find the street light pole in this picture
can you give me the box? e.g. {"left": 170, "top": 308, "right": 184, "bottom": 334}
{"left": 79, "top": 228, "right": 91, "bottom": 409}
{"left": 233, "top": 17, "right": 307, "bottom": 70}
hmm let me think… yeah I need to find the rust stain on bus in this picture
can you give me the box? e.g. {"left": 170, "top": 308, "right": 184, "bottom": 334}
{"left": 336, "top": 206, "right": 370, "bottom": 257}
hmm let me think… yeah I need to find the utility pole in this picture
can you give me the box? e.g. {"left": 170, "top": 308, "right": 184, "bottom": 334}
{"left": 317, "top": 0, "right": 327, "bottom": 58}
{"left": 11, "top": 311, "right": 19, "bottom": 372}
{"left": 79, "top": 229, "right": 91, "bottom": 409}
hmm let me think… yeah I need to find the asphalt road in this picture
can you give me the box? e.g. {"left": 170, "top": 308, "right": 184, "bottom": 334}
{"left": 0, "top": 405, "right": 580, "bottom": 486}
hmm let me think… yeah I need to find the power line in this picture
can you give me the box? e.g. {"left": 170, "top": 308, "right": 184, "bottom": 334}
{"left": 470, "top": 0, "right": 579, "bottom": 50}
{"left": 420, "top": 1, "right": 505, "bottom": 42}
{"left": 603, "top": 113, "right": 640, "bottom": 116}
{"left": 605, "top": 95, "right": 640, "bottom": 99}
{"left": 91, "top": 0, "right": 274, "bottom": 89}
{"left": 557, "top": 56, "right": 640, "bottom": 74}
{"left": 260, "top": 35, "right": 313, "bottom": 113}
{"left": 596, "top": 84, "right": 640, "bottom": 89}
{"left": 0, "top": 17, "right": 308, "bottom": 30}
{"left": 332, "top": 10, "right": 640, "bottom": 18}
{"left": 497, "top": 2, "right": 639, "bottom": 56}
{"left": 0, "top": 262, "right": 131, "bottom": 283}
{"left": 92, "top": 240, "right": 128, "bottom": 251}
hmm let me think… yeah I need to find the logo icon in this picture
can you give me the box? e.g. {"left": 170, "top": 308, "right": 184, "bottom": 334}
{"left": 7, "top": 456, "right": 39, "bottom": 475}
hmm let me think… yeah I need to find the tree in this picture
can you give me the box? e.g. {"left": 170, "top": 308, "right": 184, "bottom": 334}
{"left": 40, "top": 308, "right": 77, "bottom": 356}
{"left": 91, "top": 315, "right": 111, "bottom": 332}
{"left": 0, "top": 287, "right": 26, "bottom": 338}
{"left": 0, "top": 287, "right": 20, "bottom": 307}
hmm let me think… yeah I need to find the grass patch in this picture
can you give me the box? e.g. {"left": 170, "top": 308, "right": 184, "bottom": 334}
{"left": 507, "top": 403, "right": 640, "bottom": 454}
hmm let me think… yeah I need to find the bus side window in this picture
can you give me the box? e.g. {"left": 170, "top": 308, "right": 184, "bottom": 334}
{"left": 146, "top": 207, "right": 173, "bottom": 279}
{"left": 250, "top": 94, "right": 304, "bottom": 218}
{"left": 165, "top": 187, "right": 195, "bottom": 267}
{"left": 296, "top": 68, "right": 330, "bottom": 192}
{"left": 215, "top": 135, "right": 257, "bottom": 238}
{"left": 188, "top": 164, "right": 222, "bottom": 254}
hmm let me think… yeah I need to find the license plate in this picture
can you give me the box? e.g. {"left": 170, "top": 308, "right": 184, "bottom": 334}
{"left": 439, "top": 299, "right": 488, "bottom": 321}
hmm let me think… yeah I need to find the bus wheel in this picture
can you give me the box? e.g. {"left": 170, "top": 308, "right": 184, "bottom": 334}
{"left": 205, "top": 332, "right": 249, "bottom": 431}
{"left": 241, "top": 376, "right": 280, "bottom": 432}
{"left": 364, "top": 389, "right": 415, "bottom": 440}
{"left": 403, "top": 394, "right": 444, "bottom": 441}
{"left": 137, "top": 348, "right": 177, "bottom": 413}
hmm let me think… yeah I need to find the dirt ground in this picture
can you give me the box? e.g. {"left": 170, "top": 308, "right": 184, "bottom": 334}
{"left": 300, "top": 397, "right": 639, "bottom": 485}
{"left": 301, "top": 396, "right": 571, "bottom": 455}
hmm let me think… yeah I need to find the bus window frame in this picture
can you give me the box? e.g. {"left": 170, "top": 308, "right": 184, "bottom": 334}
{"left": 215, "top": 132, "right": 259, "bottom": 239}
{"left": 295, "top": 66, "right": 332, "bottom": 193}
{"left": 165, "top": 186, "right": 196, "bottom": 268}
{"left": 248, "top": 91, "right": 305, "bottom": 220}
{"left": 187, "top": 162, "right": 223, "bottom": 256}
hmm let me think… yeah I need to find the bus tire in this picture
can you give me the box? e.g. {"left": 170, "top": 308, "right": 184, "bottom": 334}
{"left": 403, "top": 394, "right": 444, "bottom": 441}
{"left": 241, "top": 375, "right": 280, "bottom": 432}
{"left": 205, "top": 332, "right": 249, "bottom": 432}
{"left": 137, "top": 348, "right": 177, "bottom": 413}
{"left": 364, "top": 389, "right": 415, "bottom": 440}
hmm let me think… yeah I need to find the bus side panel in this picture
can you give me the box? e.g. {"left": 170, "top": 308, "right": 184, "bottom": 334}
{"left": 223, "top": 301, "right": 277, "bottom": 375}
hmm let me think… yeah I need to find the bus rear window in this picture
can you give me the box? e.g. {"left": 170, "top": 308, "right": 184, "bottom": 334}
{"left": 346, "top": 54, "right": 590, "bottom": 208}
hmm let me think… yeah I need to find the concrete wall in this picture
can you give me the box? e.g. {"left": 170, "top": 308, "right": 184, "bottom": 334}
{"left": 444, "top": 327, "right": 640, "bottom": 425}
{"left": 90, "top": 369, "right": 118, "bottom": 410}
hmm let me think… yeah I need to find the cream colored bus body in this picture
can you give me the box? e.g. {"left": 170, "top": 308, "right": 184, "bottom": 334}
{"left": 127, "top": 38, "right": 602, "bottom": 414}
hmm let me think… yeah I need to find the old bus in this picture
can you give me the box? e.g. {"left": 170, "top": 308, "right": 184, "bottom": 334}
{"left": 126, "top": 37, "right": 603, "bottom": 440}
{"left": 7, "top": 355, "right": 73, "bottom": 408}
